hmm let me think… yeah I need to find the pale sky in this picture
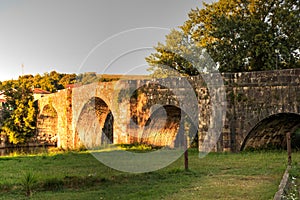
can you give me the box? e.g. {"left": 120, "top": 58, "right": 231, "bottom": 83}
{"left": 0, "top": 0, "right": 212, "bottom": 81}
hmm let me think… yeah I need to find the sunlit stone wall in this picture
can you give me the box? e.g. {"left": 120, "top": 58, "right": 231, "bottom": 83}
{"left": 36, "top": 68, "right": 300, "bottom": 151}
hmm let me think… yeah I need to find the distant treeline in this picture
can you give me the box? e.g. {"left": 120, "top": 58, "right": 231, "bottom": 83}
{"left": 0, "top": 71, "right": 76, "bottom": 93}
{"left": 0, "top": 71, "right": 124, "bottom": 93}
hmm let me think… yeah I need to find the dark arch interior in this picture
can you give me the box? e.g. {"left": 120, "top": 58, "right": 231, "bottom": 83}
{"left": 241, "top": 113, "right": 300, "bottom": 151}
{"left": 141, "top": 105, "right": 198, "bottom": 148}
{"left": 102, "top": 111, "right": 114, "bottom": 144}
{"left": 76, "top": 97, "right": 114, "bottom": 148}
{"left": 36, "top": 104, "right": 58, "bottom": 145}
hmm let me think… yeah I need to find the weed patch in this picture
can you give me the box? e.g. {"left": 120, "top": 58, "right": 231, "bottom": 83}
{"left": 20, "top": 171, "right": 37, "bottom": 197}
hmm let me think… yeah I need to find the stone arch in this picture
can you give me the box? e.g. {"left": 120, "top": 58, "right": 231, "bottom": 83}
{"left": 129, "top": 83, "right": 178, "bottom": 128}
{"left": 75, "top": 97, "right": 114, "bottom": 148}
{"left": 240, "top": 113, "right": 300, "bottom": 151}
{"left": 36, "top": 104, "right": 58, "bottom": 145}
{"left": 141, "top": 105, "right": 198, "bottom": 148}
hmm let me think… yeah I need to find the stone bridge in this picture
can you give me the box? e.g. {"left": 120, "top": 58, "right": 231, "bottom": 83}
{"left": 36, "top": 68, "right": 300, "bottom": 152}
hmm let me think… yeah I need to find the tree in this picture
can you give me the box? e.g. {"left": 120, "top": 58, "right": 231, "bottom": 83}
{"left": 146, "top": 29, "right": 217, "bottom": 78}
{"left": 58, "top": 74, "right": 76, "bottom": 88}
{"left": 0, "top": 79, "right": 37, "bottom": 144}
{"left": 147, "top": 0, "right": 300, "bottom": 74}
{"left": 187, "top": 0, "right": 300, "bottom": 72}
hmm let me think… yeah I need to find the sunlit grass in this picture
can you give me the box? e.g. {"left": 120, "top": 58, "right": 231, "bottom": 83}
{"left": 0, "top": 148, "right": 298, "bottom": 200}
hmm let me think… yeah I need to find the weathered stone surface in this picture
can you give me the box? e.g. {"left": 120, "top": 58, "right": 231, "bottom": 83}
{"left": 36, "top": 89, "right": 73, "bottom": 147}
{"left": 36, "top": 68, "right": 300, "bottom": 151}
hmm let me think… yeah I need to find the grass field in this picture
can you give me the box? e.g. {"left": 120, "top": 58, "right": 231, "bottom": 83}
{"left": 0, "top": 148, "right": 299, "bottom": 200}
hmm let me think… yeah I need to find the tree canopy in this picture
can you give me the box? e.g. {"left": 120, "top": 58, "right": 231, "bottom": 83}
{"left": 0, "top": 71, "right": 77, "bottom": 93}
{"left": 0, "top": 78, "right": 37, "bottom": 144}
{"left": 146, "top": 29, "right": 218, "bottom": 77}
{"left": 146, "top": 0, "right": 300, "bottom": 76}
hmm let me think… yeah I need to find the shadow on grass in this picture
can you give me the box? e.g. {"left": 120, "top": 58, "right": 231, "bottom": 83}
{"left": 42, "top": 175, "right": 108, "bottom": 191}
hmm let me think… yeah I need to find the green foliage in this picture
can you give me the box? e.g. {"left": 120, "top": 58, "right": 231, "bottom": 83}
{"left": 0, "top": 79, "right": 37, "bottom": 144}
{"left": 0, "top": 71, "right": 77, "bottom": 93}
{"left": 201, "top": 0, "right": 300, "bottom": 72}
{"left": 34, "top": 71, "right": 77, "bottom": 92}
{"left": 147, "top": 0, "right": 300, "bottom": 74}
{"left": 284, "top": 163, "right": 300, "bottom": 200}
{"left": 146, "top": 29, "right": 217, "bottom": 78}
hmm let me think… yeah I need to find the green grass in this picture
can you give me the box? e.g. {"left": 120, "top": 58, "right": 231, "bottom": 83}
{"left": 284, "top": 162, "right": 300, "bottom": 199}
{"left": 0, "top": 149, "right": 298, "bottom": 200}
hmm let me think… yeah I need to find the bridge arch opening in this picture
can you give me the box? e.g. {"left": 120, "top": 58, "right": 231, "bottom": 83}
{"left": 141, "top": 105, "right": 198, "bottom": 148}
{"left": 129, "top": 83, "right": 178, "bottom": 128}
{"left": 76, "top": 97, "right": 114, "bottom": 148}
{"left": 241, "top": 113, "right": 300, "bottom": 151}
{"left": 36, "top": 104, "right": 58, "bottom": 145}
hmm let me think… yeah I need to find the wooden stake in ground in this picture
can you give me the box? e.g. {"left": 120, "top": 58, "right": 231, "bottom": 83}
{"left": 286, "top": 132, "right": 292, "bottom": 166}
{"left": 184, "top": 123, "right": 189, "bottom": 171}
{"left": 184, "top": 144, "right": 188, "bottom": 171}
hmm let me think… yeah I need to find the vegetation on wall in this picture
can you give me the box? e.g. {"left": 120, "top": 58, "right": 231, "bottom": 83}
{"left": 76, "top": 72, "right": 122, "bottom": 85}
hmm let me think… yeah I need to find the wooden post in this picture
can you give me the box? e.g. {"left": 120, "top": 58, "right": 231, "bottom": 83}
{"left": 184, "top": 138, "right": 188, "bottom": 171}
{"left": 184, "top": 125, "right": 189, "bottom": 171}
{"left": 286, "top": 132, "right": 292, "bottom": 166}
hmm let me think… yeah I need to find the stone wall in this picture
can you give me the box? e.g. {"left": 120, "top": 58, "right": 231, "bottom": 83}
{"left": 37, "top": 89, "right": 73, "bottom": 148}
{"left": 35, "top": 68, "right": 300, "bottom": 151}
{"left": 223, "top": 69, "right": 300, "bottom": 151}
